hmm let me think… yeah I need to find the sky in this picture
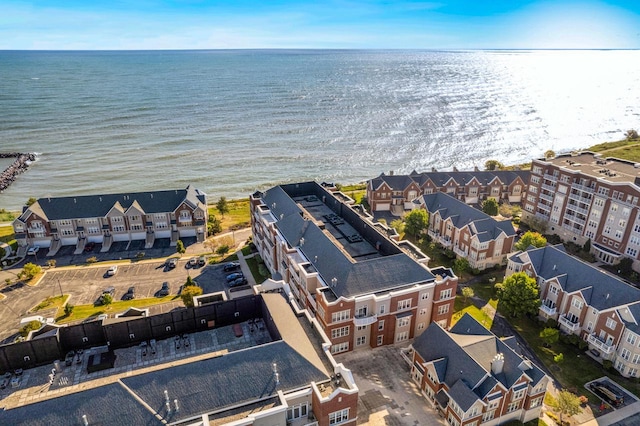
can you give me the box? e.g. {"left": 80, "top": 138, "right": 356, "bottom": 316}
{"left": 2, "top": 0, "right": 640, "bottom": 50}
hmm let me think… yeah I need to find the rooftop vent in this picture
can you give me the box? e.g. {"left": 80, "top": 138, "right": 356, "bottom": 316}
{"left": 491, "top": 353, "right": 505, "bottom": 375}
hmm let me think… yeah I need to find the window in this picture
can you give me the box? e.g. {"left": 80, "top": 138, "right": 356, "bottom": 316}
{"left": 627, "top": 247, "right": 638, "bottom": 257}
{"left": 329, "top": 408, "right": 349, "bottom": 425}
{"left": 632, "top": 354, "right": 640, "bottom": 364}
{"left": 397, "top": 299, "right": 411, "bottom": 311}
{"left": 572, "top": 299, "right": 583, "bottom": 309}
{"left": 629, "top": 333, "right": 639, "bottom": 346}
{"left": 396, "top": 331, "right": 409, "bottom": 342}
{"left": 629, "top": 368, "right": 638, "bottom": 377}
{"left": 507, "top": 402, "right": 520, "bottom": 413}
{"left": 606, "top": 317, "right": 617, "bottom": 330}
{"left": 87, "top": 227, "right": 99, "bottom": 234}
{"left": 379, "top": 304, "right": 386, "bottom": 315}
{"left": 378, "top": 320, "right": 384, "bottom": 331}
{"left": 131, "top": 224, "right": 143, "bottom": 231}
{"left": 419, "top": 308, "right": 427, "bottom": 316}
{"left": 61, "top": 229, "right": 75, "bottom": 236}
{"left": 621, "top": 348, "right": 631, "bottom": 361}
{"left": 530, "top": 396, "right": 543, "bottom": 408}
{"left": 331, "top": 342, "right": 349, "bottom": 354}
{"left": 154, "top": 213, "right": 166, "bottom": 220}
{"left": 438, "top": 305, "right": 449, "bottom": 315}
{"left": 440, "top": 288, "right": 452, "bottom": 299}
{"left": 483, "top": 411, "right": 496, "bottom": 422}
{"left": 287, "top": 403, "right": 308, "bottom": 421}
{"left": 417, "top": 322, "right": 425, "bottom": 330}
{"left": 331, "top": 326, "right": 350, "bottom": 339}
{"left": 129, "top": 215, "right": 140, "bottom": 222}
{"left": 421, "top": 293, "right": 429, "bottom": 300}
{"left": 113, "top": 225, "right": 125, "bottom": 232}
{"left": 398, "top": 317, "right": 410, "bottom": 327}
{"left": 356, "top": 336, "right": 367, "bottom": 346}
{"left": 512, "top": 388, "right": 526, "bottom": 401}
{"left": 447, "top": 413, "right": 461, "bottom": 426}
{"left": 112, "top": 216, "right": 123, "bottom": 223}
{"left": 356, "top": 306, "right": 368, "bottom": 318}
{"left": 332, "top": 310, "right": 350, "bottom": 323}
{"left": 377, "top": 335, "right": 383, "bottom": 346}
{"left": 549, "top": 286, "right": 558, "bottom": 295}
{"left": 155, "top": 222, "right": 168, "bottom": 229}
{"left": 356, "top": 325, "right": 367, "bottom": 331}
{"left": 58, "top": 219, "right": 72, "bottom": 226}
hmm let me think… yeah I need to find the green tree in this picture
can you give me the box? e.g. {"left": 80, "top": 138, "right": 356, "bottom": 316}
{"left": 216, "top": 244, "right": 230, "bottom": 255}
{"left": 540, "top": 327, "right": 560, "bottom": 347}
{"left": 554, "top": 353, "right": 564, "bottom": 363}
{"left": 544, "top": 149, "right": 556, "bottom": 159}
{"left": 404, "top": 209, "right": 429, "bottom": 238}
{"left": 484, "top": 160, "right": 504, "bottom": 171}
{"left": 181, "top": 285, "right": 203, "bottom": 307}
{"left": 64, "top": 304, "right": 74, "bottom": 316}
{"left": 101, "top": 294, "right": 113, "bottom": 306}
{"left": 482, "top": 197, "right": 499, "bottom": 216}
{"left": 453, "top": 257, "right": 470, "bottom": 276}
{"left": 216, "top": 196, "right": 229, "bottom": 217}
{"left": 583, "top": 238, "right": 591, "bottom": 253}
{"left": 515, "top": 231, "right": 547, "bottom": 251}
{"left": 176, "top": 239, "right": 186, "bottom": 254}
{"left": 390, "top": 218, "right": 405, "bottom": 235}
{"left": 496, "top": 272, "right": 541, "bottom": 318}
{"left": 626, "top": 129, "right": 639, "bottom": 141}
{"left": 19, "top": 320, "right": 42, "bottom": 337}
{"left": 462, "top": 286, "right": 474, "bottom": 304}
{"left": 548, "top": 390, "right": 582, "bottom": 425}
{"left": 20, "top": 262, "right": 42, "bottom": 281}
{"left": 25, "top": 197, "right": 37, "bottom": 207}
{"left": 617, "top": 257, "right": 634, "bottom": 276}
{"left": 207, "top": 214, "right": 222, "bottom": 235}
{"left": 184, "top": 275, "right": 196, "bottom": 287}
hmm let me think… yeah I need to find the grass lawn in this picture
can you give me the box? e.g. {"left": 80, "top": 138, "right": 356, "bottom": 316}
{"left": 56, "top": 295, "right": 179, "bottom": 324}
{"left": 209, "top": 198, "right": 251, "bottom": 232}
{"left": 417, "top": 239, "right": 455, "bottom": 269}
{"left": 245, "top": 255, "right": 271, "bottom": 284}
{"left": 588, "top": 139, "right": 640, "bottom": 162}
{"left": 0, "top": 210, "right": 17, "bottom": 222}
{"left": 453, "top": 296, "right": 495, "bottom": 329}
{"left": 31, "top": 295, "right": 69, "bottom": 313}
{"left": 0, "top": 225, "right": 15, "bottom": 243}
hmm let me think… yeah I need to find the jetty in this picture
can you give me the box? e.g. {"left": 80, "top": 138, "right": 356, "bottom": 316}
{"left": 0, "top": 152, "right": 36, "bottom": 192}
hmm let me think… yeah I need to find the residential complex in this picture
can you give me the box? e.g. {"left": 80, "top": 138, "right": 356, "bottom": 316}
{"left": 250, "top": 182, "right": 457, "bottom": 355}
{"left": 508, "top": 245, "right": 640, "bottom": 378}
{"left": 406, "top": 314, "right": 549, "bottom": 426}
{"left": 0, "top": 294, "right": 359, "bottom": 426}
{"left": 419, "top": 192, "right": 516, "bottom": 271}
{"left": 523, "top": 152, "right": 640, "bottom": 268}
{"left": 367, "top": 170, "right": 529, "bottom": 215}
{"left": 12, "top": 185, "right": 208, "bottom": 255}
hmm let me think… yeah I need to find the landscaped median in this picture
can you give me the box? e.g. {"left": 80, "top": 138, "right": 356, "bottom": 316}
{"left": 55, "top": 295, "right": 180, "bottom": 324}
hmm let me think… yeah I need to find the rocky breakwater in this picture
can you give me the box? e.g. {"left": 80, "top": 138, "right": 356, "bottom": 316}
{"left": 0, "top": 153, "right": 37, "bottom": 192}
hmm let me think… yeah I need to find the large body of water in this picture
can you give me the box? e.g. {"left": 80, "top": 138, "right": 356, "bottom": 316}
{"left": 1, "top": 49, "right": 639, "bottom": 210}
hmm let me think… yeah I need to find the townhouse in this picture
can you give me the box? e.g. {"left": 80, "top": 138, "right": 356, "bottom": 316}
{"left": 407, "top": 314, "right": 549, "bottom": 426}
{"left": 523, "top": 152, "right": 640, "bottom": 268}
{"left": 507, "top": 244, "right": 640, "bottom": 378}
{"left": 367, "top": 169, "right": 529, "bottom": 215}
{"left": 419, "top": 192, "right": 516, "bottom": 271}
{"left": 12, "top": 185, "right": 207, "bottom": 255}
{"left": 250, "top": 182, "right": 457, "bottom": 355}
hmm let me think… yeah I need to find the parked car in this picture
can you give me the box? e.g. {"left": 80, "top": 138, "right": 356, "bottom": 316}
{"left": 106, "top": 265, "right": 118, "bottom": 276}
{"left": 27, "top": 246, "right": 39, "bottom": 256}
{"left": 100, "top": 287, "right": 115, "bottom": 304}
{"left": 223, "top": 262, "right": 240, "bottom": 272}
{"left": 159, "top": 281, "right": 170, "bottom": 296}
{"left": 188, "top": 257, "right": 198, "bottom": 267}
{"left": 166, "top": 258, "right": 179, "bottom": 269}
{"left": 122, "top": 286, "right": 135, "bottom": 300}
{"left": 229, "top": 277, "right": 248, "bottom": 288}
{"left": 198, "top": 256, "right": 206, "bottom": 266}
{"left": 84, "top": 242, "right": 96, "bottom": 252}
{"left": 589, "top": 382, "right": 624, "bottom": 407}
{"left": 226, "top": 272, "right": 244, "bottom": 282}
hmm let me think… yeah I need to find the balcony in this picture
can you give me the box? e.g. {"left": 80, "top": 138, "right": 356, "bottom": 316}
{"left": 539, "top": 300, "right": 556, "bottom": 316}
{"left": 353, "top": 314, "right": 378, "bottom": 327}
{"left": 565, "top": 203, "right": 589, "bottom": 216}
{"left": 587, "top": 334, "right": 615, "bottom": 354}
{"left": 571, "top": 183, "right": 595, "bottom": 193}
{"left": 543, "top": 173, "right": 558, "bottom": 181}
{"left": 453, "top": 246, "right": 468, "bottom": 258}
{"left": 539, "top": 192, "right": 554, "bottom": 202}
{"left": 559, "top": 314, "right": 580, "bottom": 332}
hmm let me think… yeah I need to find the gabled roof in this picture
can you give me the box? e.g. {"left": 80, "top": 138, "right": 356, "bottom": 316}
{"left": 22, "top": 185, "right": 206, "bottom": 221}
{"left": 372, "top": 170, "right": 529, "bottom": 191}
{"left": 420, "top": 192, "right": 515, "bottom": 240}
{"left": 517, "top": 245, "right": 640, "bottom": 311}
{"left": 618, "top": 302, "right": 640, "bottom": 334}
{"left": 262, "top": 183, "right": 436, "bottom": 299}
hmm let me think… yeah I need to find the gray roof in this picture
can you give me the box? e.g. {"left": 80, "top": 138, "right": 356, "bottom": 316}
{"left": 413, "top": 314, "right": 547, "bottom": 409}
{"left": 618, "top": 302, "right": 640, "bottom": 334}
{"left": 521, "top": 245, "right": 640, "bottom": 311}
{"left": 261, "top": 183, "right": 436, "bottom": 299}
{"left": 421, "top": 192, "right": 515, "bottom": 241}
{"left": 0, "top": 382, "right": 161, "bottom": 426}
{"left": 370, "top": 170, "right": 529, "bottom": 191}
{"left": 21, "top": 185, "right": 206, "bottom": 221}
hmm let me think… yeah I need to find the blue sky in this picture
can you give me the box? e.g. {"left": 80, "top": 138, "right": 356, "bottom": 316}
{"left": 3, "top": 0, "right": 639, "bottom": 49}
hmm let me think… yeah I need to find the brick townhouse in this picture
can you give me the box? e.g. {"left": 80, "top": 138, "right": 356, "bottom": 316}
{"left": 523, "top": 152, "right": 640, "bottom": 269}
{"left": 12, "top": 185, "right": 207, "bottom": 255}
{"left": 418, "top": 192, "right": 516, "bottom": 271}
{"left": 406, "top": 314, "right": 549, "bottom": 426}
{"left": 508, "top": 244, "right": 640, "bottom": 378}
{"left": 250, "top": 182, "right": 457, "bottom": 355}
{"left": 367, "top": 169, "right": 529, "bottom": 215}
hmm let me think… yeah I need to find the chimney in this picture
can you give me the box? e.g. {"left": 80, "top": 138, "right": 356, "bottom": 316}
{"left": 491, "top": 353, "right": 505, "bottom": 375}
{"left": 453, "top": 166, "right": 459, "bottom": 172}
{"left": 389, "top": 170, "right": 394, "bottom": 176}
{"left": 474, "top": 166, "right": 479, "bottom": 172}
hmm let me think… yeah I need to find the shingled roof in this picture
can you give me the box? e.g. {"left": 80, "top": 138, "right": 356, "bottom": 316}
{"left": 18, "top": 185, "right": 206, "bottom": 221}
{"left": 370, "top": 170, "right": 529, "bottom": 191}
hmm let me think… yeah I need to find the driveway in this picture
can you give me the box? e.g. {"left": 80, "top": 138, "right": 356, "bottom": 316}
{"left": 336, "top": 345, "right": 445, "bottom": 426}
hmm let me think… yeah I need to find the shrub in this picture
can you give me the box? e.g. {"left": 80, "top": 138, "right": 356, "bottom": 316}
{"left": 578, "top": 340, "right": 588, "bottom": 350}
{"left": 603, "top": 360, "right": 613, "bottom": 371}
{"left": 216, "top": 245, "right": 230, "bottom": 255}
{"left": 86, "top": 256, "right": 98, "bottom": 264}
{"left": 546, "top": 318, "right": 558, "bottom": 328}
{"left": 19, "top": 320, "right": 42, "bottom": 337}
{"left": 64, "top": 304, "right": 74, "bottom": 316}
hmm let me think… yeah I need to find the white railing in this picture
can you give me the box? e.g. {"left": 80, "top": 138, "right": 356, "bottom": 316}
{"left": 587, "top": 334, "right": 615, "bottom": 354}
{"left": 558, "top": 315, "right": 580, "bottom": 332}
{"left": 353, "top": 314, "right": 378, "bottom": 327}
{"left": 539, "top": 303, "right": 556, "bottom": 316}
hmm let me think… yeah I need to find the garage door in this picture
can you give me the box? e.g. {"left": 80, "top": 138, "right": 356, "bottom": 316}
{"left": 113, "top": 233, "right": 129, "bottom": 242}
{"left": 156, "top": 230, "right": 171, "bottom": 239}
{"left": 376, "top": 203, "right": 390, "bottom": 211}
{"left": 179, "top": 229, "right": 196, "bottom": 237}
{"left": 61, "top": 237, "right": 77, "bottom": 246}
{"left": 130, "top": 232, "right": 145, "bottom": 241}
{"left": 87, "top": 236, "right": 103, "bottom": 244}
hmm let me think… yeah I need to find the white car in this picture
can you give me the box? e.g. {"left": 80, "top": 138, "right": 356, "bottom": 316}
{"left": 27, "top": 246, "right": 40, "bottom": 256}
{"left": 106, "top": 265, "right": 118, "bottom": 276}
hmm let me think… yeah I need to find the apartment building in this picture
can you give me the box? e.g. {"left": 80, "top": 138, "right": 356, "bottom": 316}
{"left": 407, "top": 314, "right": 549, "bottom": 426}
{"left": 523, "top": 152, "right": 640, "bottom": 268}
{"left": 12, "top": 185, "right": 207, "bottom": 255}
{"left": 507, "top": 245, "right": 640, "bottom": 378}
{"left": 367, "top": 170, "right": 529, "bottom": 215}
{"left": 419, "top": 192, "right": 516, "bottom": 271}
{"left": 250, "top": 182, "right": 457, "bottom": 355}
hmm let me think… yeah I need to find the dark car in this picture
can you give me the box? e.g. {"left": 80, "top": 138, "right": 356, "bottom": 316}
{"left": 589, "top": 382, "right": 624, "bottom": 407}
{"left": 166, "top": 258, "right": 179, "bottom": 269}
{"left": 99, "top": 287, "right": 115, "bottom": 304}
{"left": 223, "top": 262, "right": 240, "bottom": 272}
{"left": 65, "top": 350, "right": 75, "bottom": 366}
{"left": 226, "top": 272, "right": 244, "bottom": 282}
{"left": 84, "top": 242, "right": 96, "bottom": 252}
{"left": 198, "top": 256, "right": 206, "bottom": 266}
{"left": 159, "top": 281, "right": 170, "bottom": 296}
{"left": 229, "top": 277, "right": 248, "bottom": 288}
{"left": 123, "top": 286, "right": 135, "bottom": 300}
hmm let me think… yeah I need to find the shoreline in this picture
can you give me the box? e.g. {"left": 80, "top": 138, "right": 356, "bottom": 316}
{"left": 0, "top": 153, "right": 37, "bottom": 193}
